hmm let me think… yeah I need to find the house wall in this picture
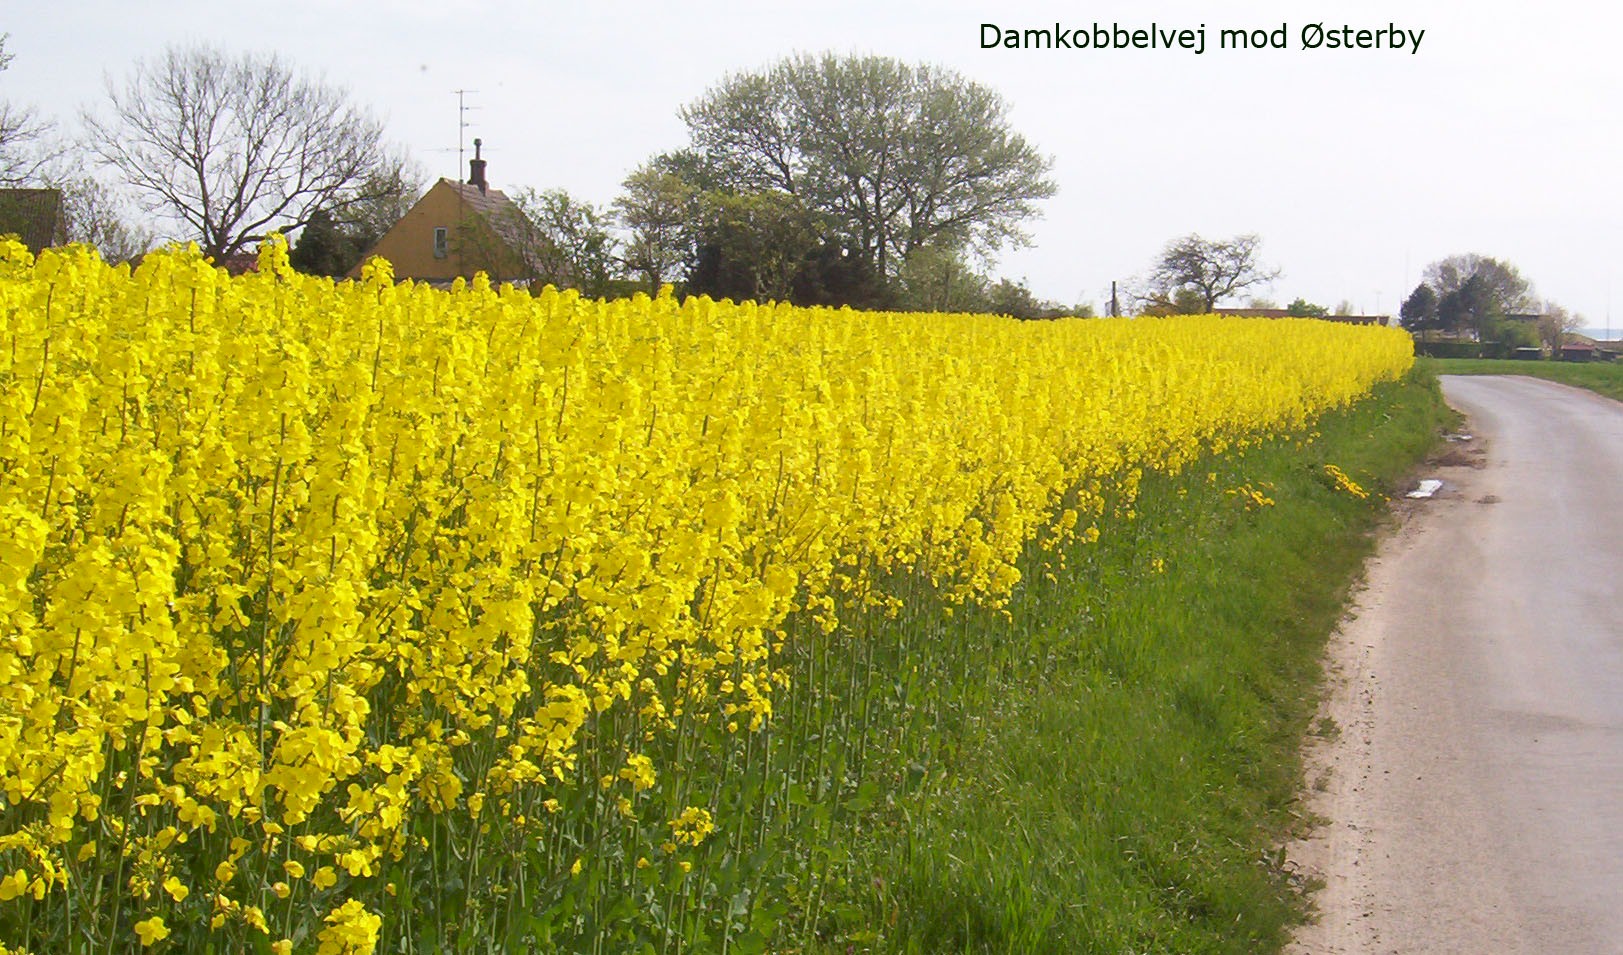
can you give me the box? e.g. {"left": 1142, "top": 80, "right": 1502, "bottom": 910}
{"left": 354, "top": 181, "right": 524, "bottom": 283}
{"left": 359, "top": 181, "right": 470, "bottom": 281}
{"left": 0, "top": 189, "right": 67, "bottom": 253}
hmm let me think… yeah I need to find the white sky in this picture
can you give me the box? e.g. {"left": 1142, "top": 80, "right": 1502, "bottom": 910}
{"left": 5, "top": 1, "right": 1620, "bottom": 325}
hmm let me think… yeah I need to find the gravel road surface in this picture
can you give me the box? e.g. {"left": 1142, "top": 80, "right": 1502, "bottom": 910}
{"left": 1287, "top": 375, "right": 1623, "bottom": 954}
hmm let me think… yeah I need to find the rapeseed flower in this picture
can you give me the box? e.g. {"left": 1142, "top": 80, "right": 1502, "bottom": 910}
{"left": 133, "top": 917, "right": 169, "bottom": 946}
{"left": 0, "top": 238, "right": 1411, "bottom": 951}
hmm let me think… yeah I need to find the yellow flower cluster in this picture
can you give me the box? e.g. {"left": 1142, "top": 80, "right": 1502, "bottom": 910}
{"left": 0, "top": 236, "right": 1411, "bottom": 948}
{"left": 1323, "top": 463, "right": 1371, "bottom": 499}
{"left": 670, "top": 806, "right": 716, "bottom": 847}
{"left": 1227, "top": 482, "right": 1277, "bottom": 510}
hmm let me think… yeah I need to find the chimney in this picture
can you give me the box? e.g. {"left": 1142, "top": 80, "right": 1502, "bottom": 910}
{"left": 468, "top": 138, "right": 488, "bottom": 194}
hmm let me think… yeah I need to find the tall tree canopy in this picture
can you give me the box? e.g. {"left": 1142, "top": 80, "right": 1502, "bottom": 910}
{"left": 681, "top": 54, "right": 1056, "bottom": 280}
{"left": 1286, "top": 297, "right": 1329, "bottom": 318}
{"left": 83, "top": 45, "right": 396, "bottom": 260}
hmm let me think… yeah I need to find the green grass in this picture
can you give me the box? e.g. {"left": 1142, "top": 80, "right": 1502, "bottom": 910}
{"left": 1424, "top": 356, "right": 1623, "bottom": 402}
{"left": 806, "top": 365, "right": 1452, "bottom": 953}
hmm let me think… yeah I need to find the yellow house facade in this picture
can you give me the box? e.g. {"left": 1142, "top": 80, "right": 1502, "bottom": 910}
{"left": 353, "top": 141, "right": 535, "bottom": 284}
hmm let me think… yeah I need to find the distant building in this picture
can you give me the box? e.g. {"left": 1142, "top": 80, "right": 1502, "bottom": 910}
{"left": 1213, "top": 307, "right": 1390, "bottom": 326}
{"left": 352, "top": 140, "right": 537, "bottom": 285}
{"left": 215, "top": 250, "right": 261, "bottom": 276}
{"left": 0, "top": 188, "right": 67, "bottom": 253}
{"left": 1560, "top": 341, "right": 1601, "bottom": 362}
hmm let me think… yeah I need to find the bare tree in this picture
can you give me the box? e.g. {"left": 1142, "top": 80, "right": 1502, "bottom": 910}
{"left": 82, "top": 45, "right": 391, "bottom": 260}
{"left": 57, "top": 176, "right": 156, "bottom": 263}
{"left": 1141, "top": 233, "right": 1281, "bottom": 314}
{"left": 0, "top": 34, "right": 51, "bottom": 186}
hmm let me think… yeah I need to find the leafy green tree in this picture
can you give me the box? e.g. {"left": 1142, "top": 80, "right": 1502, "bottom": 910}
{"left": 615, "top": 160, "right": 698, "bottom": 291}
{"left": 787, "top": 242, "right": 889, "bottom": 309}
{"left": 499, "top": 187, "right": 619, "bottom": 297}
{"left": 682, "top": 54, "right": 1055, "bottom": 282}
{"left": 1421, "top": 254, "right": 1533, "bottom": 339}
{"left": 289, "top": 161, "right": 422, "bottom": 278}
{"left": 289, "top": 209, "right": 353, "bottom": 277}
{"left": 986, "top": 277, "right": 1068, "bottom": 319}
{"left": 687, "top": 190, "right": 818, "bottom": 303}
{"left": 1286, "top": 297, "right": 1329, "bottom": 318}
{"left": 1424, "top": 254, "right": 1531, "bottom": 312}
{"left": 896, "top": 246, "right": 990, "bottom": 314}
{"left": 1437, "top": 273, "right": 1494, "bottom": 337}
{"left": 1140, "top": 287, "right": 1210, "bottom": 316}
{"left": 1399, "top": 284, "right": 1438, "bottom": 330}
{"left": 1489, "top": 314, "right": 1541, "bottom": 352}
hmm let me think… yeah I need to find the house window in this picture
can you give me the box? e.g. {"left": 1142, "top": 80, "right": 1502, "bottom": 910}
{"left": 433, "top": 227, "right": 448, "bottom": 259}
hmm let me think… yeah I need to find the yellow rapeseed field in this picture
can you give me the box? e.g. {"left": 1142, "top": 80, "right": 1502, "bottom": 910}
{"left": 0, "top": 237, "right": 1411, "bottom": 952}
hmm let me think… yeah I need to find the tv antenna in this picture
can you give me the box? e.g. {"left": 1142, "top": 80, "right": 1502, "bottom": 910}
{"left": 454, "top": 89, "right": 480, "bottom": 182}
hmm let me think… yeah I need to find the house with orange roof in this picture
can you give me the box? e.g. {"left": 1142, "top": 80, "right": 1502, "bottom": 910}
{"left": 352, "top": 140, "right": 538, "bottom": 285}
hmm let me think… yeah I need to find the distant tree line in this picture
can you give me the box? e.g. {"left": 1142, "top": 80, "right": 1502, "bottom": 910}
{"left": 3, "top": 36, "right": 1078, "bottom": 316}
{"left": 1399, "top": 254, "right": 1581, "bottom": 353}
{"left": 495, "top": 53, "right": 1072, "bottom": 315}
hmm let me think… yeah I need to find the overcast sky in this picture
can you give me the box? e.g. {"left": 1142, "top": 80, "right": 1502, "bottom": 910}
{"left": 5, "top": 1, "right": 1620, "bottom": 327}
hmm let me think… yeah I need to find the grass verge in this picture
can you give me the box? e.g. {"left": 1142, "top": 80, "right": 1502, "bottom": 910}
{"left": 811, "top": 364, "right": 1452, "bottom": 953}
{"left": 1424, "top": 356, "right": 1623, "bottom": 402}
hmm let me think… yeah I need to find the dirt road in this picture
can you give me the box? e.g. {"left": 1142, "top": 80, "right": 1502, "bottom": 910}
{"left": 1287, "top": 375, "right": 1623, "bottom": 954}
